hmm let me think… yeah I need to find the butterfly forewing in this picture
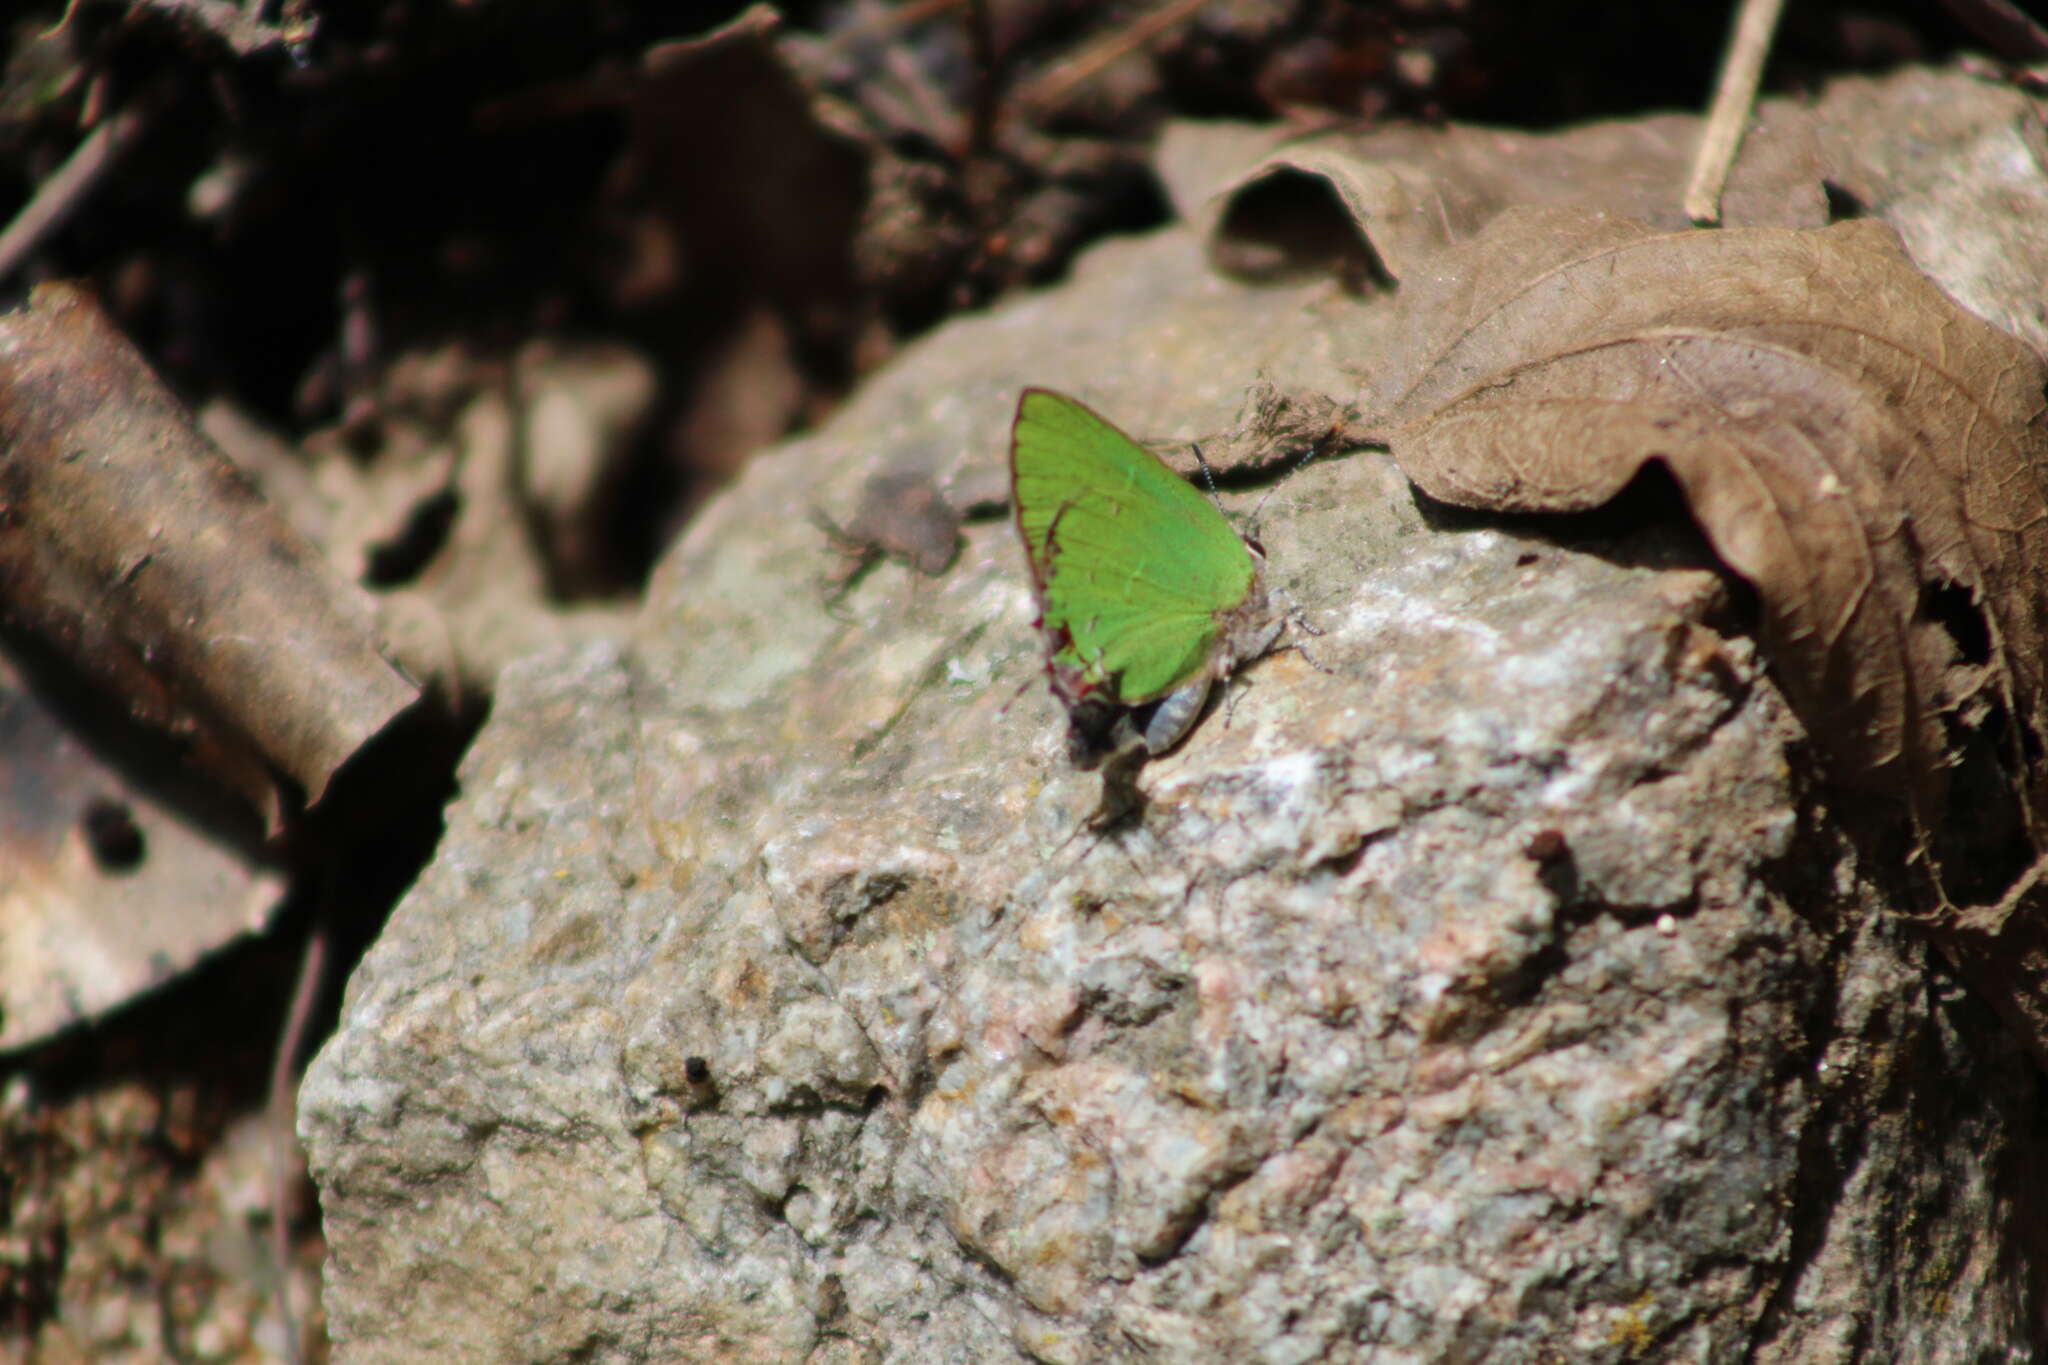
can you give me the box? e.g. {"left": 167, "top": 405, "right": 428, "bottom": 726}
{"left": 1012, "top": 389, "right": 1259, "bottom": 704}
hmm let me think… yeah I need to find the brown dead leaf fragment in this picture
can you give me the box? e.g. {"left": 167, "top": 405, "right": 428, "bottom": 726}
{"left": 1367, "top": 206, "right": 2048, "bottom": 846}
{"left": 1209, "top": 378, "right": 1357, "bottom": 474}
{"left": 0, "top": 652, "right": 284, "bottom": 1051}
{"left": 1189, "top": 107, "right": 1825, "bottom": 287}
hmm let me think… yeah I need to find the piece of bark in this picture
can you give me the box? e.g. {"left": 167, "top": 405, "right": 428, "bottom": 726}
{"left": 0, "top": 283, "right": 418, "bottom": 828}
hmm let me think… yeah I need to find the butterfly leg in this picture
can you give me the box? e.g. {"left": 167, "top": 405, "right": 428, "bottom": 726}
{"left": 1142, "top": 674, "right": 1213, "bottom": 754}
{"left": 1280, "top": 617, "right": 1336, "bottom": 675}
{"left": 1279, "top": 638, "right": 1336, "bottom": 676}
{"left": 1275, "top": 587, "right": 1338, "bottom": 675}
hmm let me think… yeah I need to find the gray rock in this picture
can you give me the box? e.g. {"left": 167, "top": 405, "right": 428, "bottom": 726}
{"left": 302, "top": 105, "right": 2043, "bottom": 1364}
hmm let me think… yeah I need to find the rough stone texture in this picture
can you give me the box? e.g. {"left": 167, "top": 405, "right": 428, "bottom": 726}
{"left": 299, "top": 437, "right": 2042, "bottom": 1363}
{"left": 302, "top": 70, "right": 2046, "bottom": 1365}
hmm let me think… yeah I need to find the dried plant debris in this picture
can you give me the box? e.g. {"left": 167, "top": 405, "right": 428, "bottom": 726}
{"left": 1194, "top": 378, "right": 1356, "bottom": 476}
{"left": 817, "top": 470, "right": 962, "bottom": 602}
{"left": 1179, "top": 68, "right": 2048, "bottom": 376}
{"left": 1183, "top": 104, "right": 1825, "bottom": 287}
{"left": 0, "top": 284, "right": 419, "bottom": 831}
{"left": 0, "top": 654, "right": 285, "bottom": 1052}
{"left": 781, "top": 2, "right": 1174, "bottom": 329}
{"left": 1365, "top": 206, "right": 2048, "bottom": 864}
{"left": 1, "top": 1023, "right": 322, "bottom": 1357}
{"left": 262, "top": 344, "right": 641, "bottom": 703}
{"left": 511, "top": 339, "right": 661, "bottom": 594}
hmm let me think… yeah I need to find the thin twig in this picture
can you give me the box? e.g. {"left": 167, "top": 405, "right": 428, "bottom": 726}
{"left": 1013, "top": 0, "right": 1208, "bottom": 121}
{"left": 0, "top": 105, "right": 149, "bottom": 285}
{"left": 1935, "top": 0, "right": 2048, "bottom": 63}
{"left": 964, "top": 0, "right": 998, "bottom": 159}
{"left": 42, "top": 0, "right": 88, "bottom": 38}
{"left": 1683, "top": 0, "right": 1786, "bottom": 226}
{"left": 267, "top": 916, "right": 330, "bottom": 1365}
{"left": 819, "top": 0, "right": 963, "bottom": 57}
{"left": 882, "top": 40, "right": 965, "bottom": 150}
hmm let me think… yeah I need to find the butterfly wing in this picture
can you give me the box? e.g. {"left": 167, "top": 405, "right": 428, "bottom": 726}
{"left": 1011, "top": 389, "right": 1257, "bottom": 704}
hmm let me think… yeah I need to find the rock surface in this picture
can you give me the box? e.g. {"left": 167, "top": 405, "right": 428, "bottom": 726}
{"left": 301, "top": 70, "right": 2046, "bottom": 1365}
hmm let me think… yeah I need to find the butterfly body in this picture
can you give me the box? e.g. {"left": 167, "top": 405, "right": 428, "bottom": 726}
{"left": 1011, "top": 388, "right": 1291, "bottom": 763}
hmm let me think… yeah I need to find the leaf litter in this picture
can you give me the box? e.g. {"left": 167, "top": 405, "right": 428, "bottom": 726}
{"left": 1363, "top": 205, "right": 2048, "bottom": 883}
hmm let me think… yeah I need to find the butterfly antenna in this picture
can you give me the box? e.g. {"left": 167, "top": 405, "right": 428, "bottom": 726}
{"left": 1248, "top": 440, "right": 1327, "bottom": 537}
{"left": 1190, "top": 442, "right": 1224, "bottom": 507}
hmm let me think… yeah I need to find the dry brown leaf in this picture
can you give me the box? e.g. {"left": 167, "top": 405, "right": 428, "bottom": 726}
{"left": 1366, "top": 207, "right": 2048, "bottom": 846}
{"left": 0, "top": 652, "right": 285, "bottom": 1051}
{"left": 1180, "top": 105, "right": 1824, "bottom": 286}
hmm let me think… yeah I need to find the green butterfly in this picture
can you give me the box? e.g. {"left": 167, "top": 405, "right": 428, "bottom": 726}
{"left": 1011, "top": 387, "right": 1298, "bottom": 764}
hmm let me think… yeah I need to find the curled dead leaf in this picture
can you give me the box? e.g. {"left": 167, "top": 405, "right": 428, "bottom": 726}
{"left": 1183, "top": 105, "right": 1824, "bottom": 286}
{"left": 1367, "top": 207, "right": 2048, "bottom": 853}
